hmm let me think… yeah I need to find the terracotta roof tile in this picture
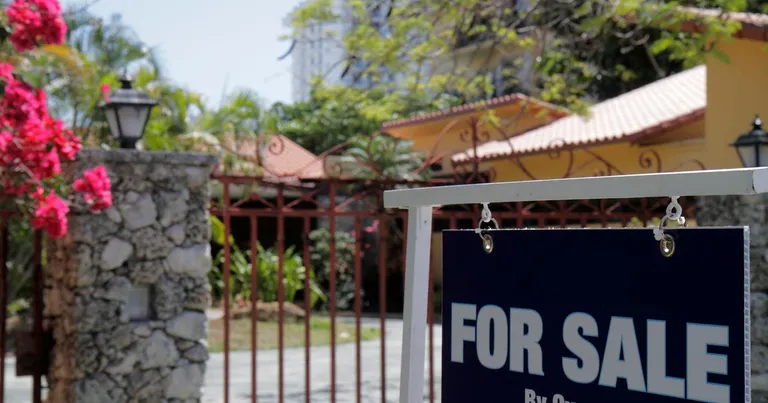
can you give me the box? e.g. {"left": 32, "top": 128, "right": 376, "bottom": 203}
{"left": 626, "top": 6, "right": 768, "bottom": 42}
{"left": 454, "top": 65, "right": 706, "bottom": 163}
{"left": 381, "top": 93, "right": 569, "bottom": 130}
{"left": 677, "top": 7, "right": 768, "bottom": 42}
{"left": 248, "top": 135, "right": 325, "bottom": 181}
{"left": 214, "top": 134, "right": 325, "bottom": 182}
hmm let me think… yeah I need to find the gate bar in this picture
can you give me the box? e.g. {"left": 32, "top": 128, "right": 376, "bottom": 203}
{"left": 384, "top": 168, "right": 768, "bottom": 403}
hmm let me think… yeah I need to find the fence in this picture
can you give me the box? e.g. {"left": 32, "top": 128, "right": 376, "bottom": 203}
{"left": 209, "top": 175, "right": 697, "bottom": 403}
{"left": 0, "top": 180, "right": 697, "bottom": 403}
{"left": 0, "top": 211, "right": 46, "bottom": 403}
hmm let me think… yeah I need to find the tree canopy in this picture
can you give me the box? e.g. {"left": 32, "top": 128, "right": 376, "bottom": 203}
{"left": 5, "top": 0, "right": 758, "bottom": 179}
{"left": 286, "top": 0, "right": 750, "bottom": 115}
{"left": 263, "top": 84, "right": 461, "bottom": 155}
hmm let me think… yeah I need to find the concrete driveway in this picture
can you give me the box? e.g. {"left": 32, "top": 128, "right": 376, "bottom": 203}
{"left": 4, "top": 318, "right": 443, "bottom": 403}
{"left": 202, "top": 317, "right": 442, "bottom": 402}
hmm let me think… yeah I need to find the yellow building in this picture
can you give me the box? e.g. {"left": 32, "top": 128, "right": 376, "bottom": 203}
{"left": 380, "top": 94, "right": 567, "bottom": 180}
{"left": 382, "top": 7, "right": 768, "bottom": 183}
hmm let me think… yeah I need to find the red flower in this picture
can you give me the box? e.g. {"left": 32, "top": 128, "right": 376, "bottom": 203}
{"left": 0, "top": 77, "right": 45, "bottom": 129}
{"left": 1, "top": 176, "right": 31, "bottom": 197}
{"left": 51, "top": 125, "right": 81, "bottom": 161}
{"left": 30, "top": 191, "right": 69, "bottom": 239}
{"left": 27, "top": 148, "right": 62, "bottom": 179}
{"left": 0, "top": 2, "right": 110, "bottom": 240}
{"left": 74, "top": 166, "right": 112, "bottom": 212}
{"left": 364, "top": 219, "right": 380, "bottom": 233}
{"left": 100, "top": 84, "right": 111, "bottom": 101}
{"left": 0, "top": 131, "right": 13, "bottom": 157}
{"left": 6, "top": 0, "right": 67, "bottom": 53}
{"left": 0, "top": 63, "right": 13, "bottom": 80}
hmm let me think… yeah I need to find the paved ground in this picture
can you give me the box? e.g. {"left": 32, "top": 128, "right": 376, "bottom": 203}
{"left": 3, "top": 318, "right": 443, "bottom": 403}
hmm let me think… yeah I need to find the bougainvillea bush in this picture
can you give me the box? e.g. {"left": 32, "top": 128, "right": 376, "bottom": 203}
{"left": 0, "top": 0, "right": 112, "bottom": 238}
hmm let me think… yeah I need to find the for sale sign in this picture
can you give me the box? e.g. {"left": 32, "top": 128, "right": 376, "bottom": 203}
{"left": 441, "top": 228, "right": 749, "bottom": 403}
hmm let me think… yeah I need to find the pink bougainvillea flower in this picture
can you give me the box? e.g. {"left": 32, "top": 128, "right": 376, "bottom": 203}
{"left": 6, "top": 0, "right": 67, "bottom": 53}
{"left": 100, "top": 84, "right": 111, "bottom": 101}
{"left": 0, "top": 0, "right": 113, "bottom": 239}
{"left": 73, "top": 166, "right": 113, "bottom": 212}
{"left": 363, "top": 219, "right": 380, "bottom": 233}
{"left": 30, "top": 191, "right": 69, "bottom": 239}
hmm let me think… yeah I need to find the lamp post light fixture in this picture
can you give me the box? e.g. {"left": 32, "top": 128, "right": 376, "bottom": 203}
{"left": 732, "top": 115, "right": 768, "bottom": 168}
{"left": 99, "top": 74, "right": 158, "bottom": 149}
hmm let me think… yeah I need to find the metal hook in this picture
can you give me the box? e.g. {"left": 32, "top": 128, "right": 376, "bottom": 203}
{"left": 475, "top": 203, "right": 499, "bottom": 254}
{"left": 481, "top": 202, "right": 492, "bottom": 223}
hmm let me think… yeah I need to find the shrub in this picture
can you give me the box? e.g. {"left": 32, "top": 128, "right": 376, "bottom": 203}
{"left": 209, "top": 242, "right": 325, "bottom": 308}
{"left": 308, "top": 228, "right": 358, "bottom": 310}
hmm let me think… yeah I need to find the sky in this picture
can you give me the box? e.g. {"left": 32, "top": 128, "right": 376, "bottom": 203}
{"left": 63, "top": 0, "right": 302, "bottom": 107}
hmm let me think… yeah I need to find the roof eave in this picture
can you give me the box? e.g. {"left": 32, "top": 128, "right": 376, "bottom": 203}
{"left": 452, "top": 108, "right": 706, "bottom": 166}
{"left": 380, "top": 94, "right": 569, "bottom": 132}
{"left": 623, "top": 6, "right": 768, "bottom": 43}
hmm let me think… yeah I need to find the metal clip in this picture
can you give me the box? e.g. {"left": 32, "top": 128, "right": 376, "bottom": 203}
{"left": 475, "top": 203, "right": 499, "bottom": 253}
{"left": 652, "top": 196, "right": 685, "bottom": 257}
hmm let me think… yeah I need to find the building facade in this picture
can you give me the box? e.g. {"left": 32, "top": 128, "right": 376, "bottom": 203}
{"left": 289, "top": 0, "right": 399, "bottom": 102}
{"left": 289, "top": 0, "right": 349, "bottom": 102}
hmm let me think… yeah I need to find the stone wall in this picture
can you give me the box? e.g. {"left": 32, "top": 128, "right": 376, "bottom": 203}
{"left": 45, "top": 149, "right": 217, "bottom": 403}
{"left": 697, "top": 194, "right": 768, "bottom": 402}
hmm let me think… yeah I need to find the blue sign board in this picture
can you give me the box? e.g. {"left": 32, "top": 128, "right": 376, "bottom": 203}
{"left": 442, "top": 228, "right": 749, "bottom": 403}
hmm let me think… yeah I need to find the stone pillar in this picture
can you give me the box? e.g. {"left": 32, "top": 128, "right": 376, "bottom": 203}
{"left": 45, "top": 149, "right": 218, "bottom": 403}
{"left": 697, "top": 195, "right": 768, "bottom": 402}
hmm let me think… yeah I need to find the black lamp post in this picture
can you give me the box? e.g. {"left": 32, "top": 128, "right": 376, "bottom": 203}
{"left": 99, "top": 75, "right": 158, "bottom": 149}
{"left": 732, "top": 115, "right": 768, "bottom": 168}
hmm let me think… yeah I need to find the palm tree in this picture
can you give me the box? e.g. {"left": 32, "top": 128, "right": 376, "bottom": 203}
{"left": 345, "top": 134, "right": 425, "bottom": 180}
{"left": 10, "top": 3, "right": 166, "bottom": 146}
{"left": 196, "top": 89, "right": 265, "bottom": 137}
{"left": 133, "top": 66, "right": 207, "bottom": 151}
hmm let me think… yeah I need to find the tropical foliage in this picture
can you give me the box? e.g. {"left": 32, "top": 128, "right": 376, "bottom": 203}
{"left": 209, "top": 242, "right": 326, "bottom": 308}
{"left": 209, "top": 216, "right": 325, "bottom": 307}
{"left": 11, "top": 3, "right": 266, "bottom": 155}
{"left": 263, "top": 85, "right": 462, "bottom": 179}
{"left": 287, "top": 0, "right": 749, "bottom": 114}
{"left": 308, "top": 228, "right": 358, "bottom": 310}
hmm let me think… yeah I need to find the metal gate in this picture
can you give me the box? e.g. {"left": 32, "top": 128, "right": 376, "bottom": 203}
{"left": 209, "top": 174, "right": 696, "bottom": 403}
{"left": 0, "top": 211, "right": 47, "bottom": 403}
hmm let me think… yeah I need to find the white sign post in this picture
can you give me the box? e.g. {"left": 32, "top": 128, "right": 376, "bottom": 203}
{"left": 383, "top": 167, "right": 768, "bottom": 403}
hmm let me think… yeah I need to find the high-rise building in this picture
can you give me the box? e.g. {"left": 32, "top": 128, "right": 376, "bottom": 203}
{"left": 288, "top": 0, "right": 400, "bottom": 102}
{"left": 288, "top": 0, "right": 352, "bottom": 102}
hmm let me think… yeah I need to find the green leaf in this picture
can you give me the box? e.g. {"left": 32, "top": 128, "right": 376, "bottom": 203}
{"left": 209, "top": 216, "right": 234, "bottom": 246}
{"left": 649, "top": 37, "right": 674, "bottom": 55}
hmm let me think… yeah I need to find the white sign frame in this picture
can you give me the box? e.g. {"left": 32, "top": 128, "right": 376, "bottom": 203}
{"left": 382, "top": 167, "right": 768, "bottom": 403}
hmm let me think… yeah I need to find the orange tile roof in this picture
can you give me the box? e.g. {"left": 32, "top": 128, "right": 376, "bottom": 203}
{"left": 244, "top": 135, "right": 325, "bottom": 181}
{"left": 381, "top": 93, "right": 569, "bottom": 130}
{"left": 676, "top": 7, "right": 768, "bottom": 42}
{"left": 453, "top": 65, "right": 706, "bottom": 163}
{"left": 214, "top": 134, "right": 325, "bottom": 182}
{"left": 627, "top": 6, "right": 768, "bottom": 42}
